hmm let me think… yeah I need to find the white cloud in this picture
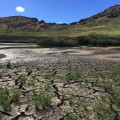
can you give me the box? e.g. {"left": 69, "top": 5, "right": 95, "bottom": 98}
{"left": 57, "top": 22, "right": 62, "bottom": 24}
{"left": 15, "top": 6, "right": 25, "bottom": 13}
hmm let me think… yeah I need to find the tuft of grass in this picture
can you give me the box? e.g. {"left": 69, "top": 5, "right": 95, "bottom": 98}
{"left": 44, "top": 74, "right": 52, "bottom": 80}
{"left": 66, "top": 111, "right": 77, "bottom": 120}
{"left": 95, "top": 101, "right": 116, "bottom": 120}
{"left": 0, "top": 87, "right": 21, "bottom": 111}
{"left": 0, "top": 54, "right": 5, "bottom": 59}
{"left": 6, "top": 61, "right": 11, "bottom": 69}
{"left": 19, "top": 75, "right": 28, "bottom": 84}
{"left": 93, "top": 68, "right": 120, "bottom": 120}
{"left": 32, "top": 83, "right": 52, "bottom": 110}
{"left": 67, "top": 95, "right": 75, "bottom": 106}
{"left": 76, "top": 100, "right": 88, "bottom": 119}
{"left": 0, "top": 115, "right": 2, "bottom": 120}
{"left": 28, "top": 79, "right": 35, "bottom": 86}
{"left": 26, "top": 68, "right": 32, "bottom": 76}
{"left": 0, "top": 87, "right": 11, "bottom": 111}
{"left": 65, "top": 71, "right": 81, "bottom": 81}
{"left": 11, "top": 89, "right": 20, "bottom": 104}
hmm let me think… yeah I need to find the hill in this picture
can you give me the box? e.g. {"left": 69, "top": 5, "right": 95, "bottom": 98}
{"left": 79, "top": 5, "right": 120, "bottom": 25}
{"left": 0, "top": 16, "right": 58, "bottom": 32}
{"left": 0, "top": 5, "right": 120, "bottom": 46}
{"left": 0, "top": 5, "right": 120, "bottom": 36}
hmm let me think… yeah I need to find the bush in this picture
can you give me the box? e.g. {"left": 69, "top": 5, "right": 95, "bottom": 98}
{"left": 1, "top": 33, "right": 120, "bottom": 47}
{"left": 6, "top": 61, "right": 11, "bottom": 69}
{"left": 0, "top": 54, "right": 6, "bottom": 59}
{"left": 0, "top": 88, "right": 11, "bottom": 111}
{"left": 77, "top": 34, "right": 120, "bottom": 47}
{"left": 32, "top": 83, "right": 52, "bottom": 110}
{"left": 37, "top": 34, "right": 120, "bottom": 47}
{"left": 37, "top": 37, "right": 78, "bottom": 47}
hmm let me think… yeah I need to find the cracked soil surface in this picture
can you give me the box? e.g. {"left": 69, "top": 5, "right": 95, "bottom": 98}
{"left": 0, "top": 46, "right": 120, "bottom": 120}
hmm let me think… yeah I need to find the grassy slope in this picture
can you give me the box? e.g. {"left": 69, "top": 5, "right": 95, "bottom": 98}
{"left": 0, "top": 17, "right": 120, "bottom": 37}
{"left": 38, "top": 17, "right": 120, "bottom": 37}
{"left": 0, "top": 22, "right": 120, "bottom": 46}
{"left": 0, "top": 10, "right": 120, "bottom": 47}
{"left": 0, "top": 5, "right": 120, "bottom": 38}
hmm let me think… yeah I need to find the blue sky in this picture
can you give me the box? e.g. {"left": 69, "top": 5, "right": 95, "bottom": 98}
{"left": 0, "top": 0, "right": 120, "bottom": 23}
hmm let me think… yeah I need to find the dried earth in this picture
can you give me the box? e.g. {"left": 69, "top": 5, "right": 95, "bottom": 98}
{"left": 0, "top": 46, "right": 120, "bottom": 120}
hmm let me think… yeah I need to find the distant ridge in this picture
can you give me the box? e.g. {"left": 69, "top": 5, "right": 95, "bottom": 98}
{"left": 0, "top": 5, "right": 120, "bottom": 33}
{"left": 0, "top": 16, "right": 57, "bottom": 31}
{"left": 79, "top": 5, "right": 120, "bottom": 25}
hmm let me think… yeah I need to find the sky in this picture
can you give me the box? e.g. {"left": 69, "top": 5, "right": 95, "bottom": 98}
{"left": 0, "top": 0, "right": 120, "bottom": 23}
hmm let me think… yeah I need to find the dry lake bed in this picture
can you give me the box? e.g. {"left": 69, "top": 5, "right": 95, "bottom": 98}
{"left": 0, "top": 43, "right": 120, "bottom": 120}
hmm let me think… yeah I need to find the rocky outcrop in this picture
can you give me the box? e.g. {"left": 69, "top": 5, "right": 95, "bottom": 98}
{"left": 0, "top": 16, "right": 57, "bottom": 31}
{"left": 79, "top": 5, "right": 120, "bottom": 25}
{"left": 0, "top": 5, "right": 120, "bottom": 32}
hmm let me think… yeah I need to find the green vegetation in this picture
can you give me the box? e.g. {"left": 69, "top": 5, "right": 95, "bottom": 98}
{"left": 0, "top": 35, "right": 38, "bottom": 43}
{"left": 32, "top": 83, "right": 52, "bottom": 110}
{"left": 0, "top": 17, "right": 120, "bottom": 47}
{"left": 0, "top": 88, "right": 11, "bottom": 111}
{"left": 37, "top": 34, "right": 120, "bottom": 47}
{"left": 0, "top": 87, "right": 20, "bottom": 112}
{"left": 66, "top": 111, "right": 77, "bottom": 120}
{"left": 95, "top": 94, "right": 118, "bottom": 120}
{"left": 0, "top": 6, "right": 120, "bottom": 47}
{"left": 6, "top": 61, "right": 11, "bottom": 69}
{"left": 0, "top": 116, "right": 2, "bottom": 120}
{"left": 0, "top": 54, "right": 5, "bottom": 59}
{"left": 0, "top": 23, "right": 120, "bottom": 47}
{"left": 26, "top": 68, "right": 32, "bottom": 76}
{"left": 0, "top": 59, "right": 120, "bottom": 119}
{"left": 65, "top": 70, "right": 81, "bottom": 81}
{"left": 93, "top": 69, "right": 120, "bottom": 120}
{"left": 43, "top": 72, "right": 53, "bottom": 80}
{"left": 28, "top": 79, "right": 35, "bottom": 86}
{"left": 77, "top": 101, "right": 88, "bottom": 118}
{"left": 37, "top": 37, "right": 78, "bottom": 47}
{"left": 11, "top": 89, "right": 20, "bottom": 104}
{"left": 19, "top": 75, "right": 28, "bottom": 85}
{"left": 95, "top": 101, "right": 116, "bottom": 120}
{"left": 64, "top": 68, "right": 120, "bottom": 120}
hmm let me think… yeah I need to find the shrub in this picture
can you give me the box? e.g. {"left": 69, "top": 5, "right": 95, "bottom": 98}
{"left": 26, "top": 68, "right": 32, "bottom": 76}
{"left": 66, "top": 111, "right": 77, "bottom": 120}
{"left": 0, "top": 88, "right": 11, "bottom": 111}
{"left": 11, "top": 89, "right": 20, "bottom": 104}
{"left": 19, "top": 75, "right": 28, "bottom": 84}
{"left": 37, "top": 34, "right": 120, "bottom": 47}
{"left": 33, "top": 83, "right": 52, "bottom": 110}
{"left": 65, "top": 71, "right": 81, "bottom": 81}
{"left": 37, "top": 37, "right": 78, "bottom": 47}
{"left": 6, "top": 61, "right": 11, "bottom": 69}
{"left": 0, "top": 54, "right": 6, "bottom": 59}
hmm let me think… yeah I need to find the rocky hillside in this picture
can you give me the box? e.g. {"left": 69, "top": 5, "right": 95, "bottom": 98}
{"left": 0, "top": 16, "right": 57, "bottom": 31}
{"left": 0, "top": 5, "right": 120, "bottom": 45}
{"left": 0, "top": 5, "right": 120, "bottom": 32}
{"left": 79, "top": 5, "right": 120, "bottom": 25}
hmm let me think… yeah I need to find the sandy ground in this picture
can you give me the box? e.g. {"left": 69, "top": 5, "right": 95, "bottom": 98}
{"left": 0, "top": 45, "right": 120, "bottom": 63}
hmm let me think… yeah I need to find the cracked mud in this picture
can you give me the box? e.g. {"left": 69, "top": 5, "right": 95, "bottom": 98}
{"left": 0, "top": 47, "right": 120, "bottom": 120}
